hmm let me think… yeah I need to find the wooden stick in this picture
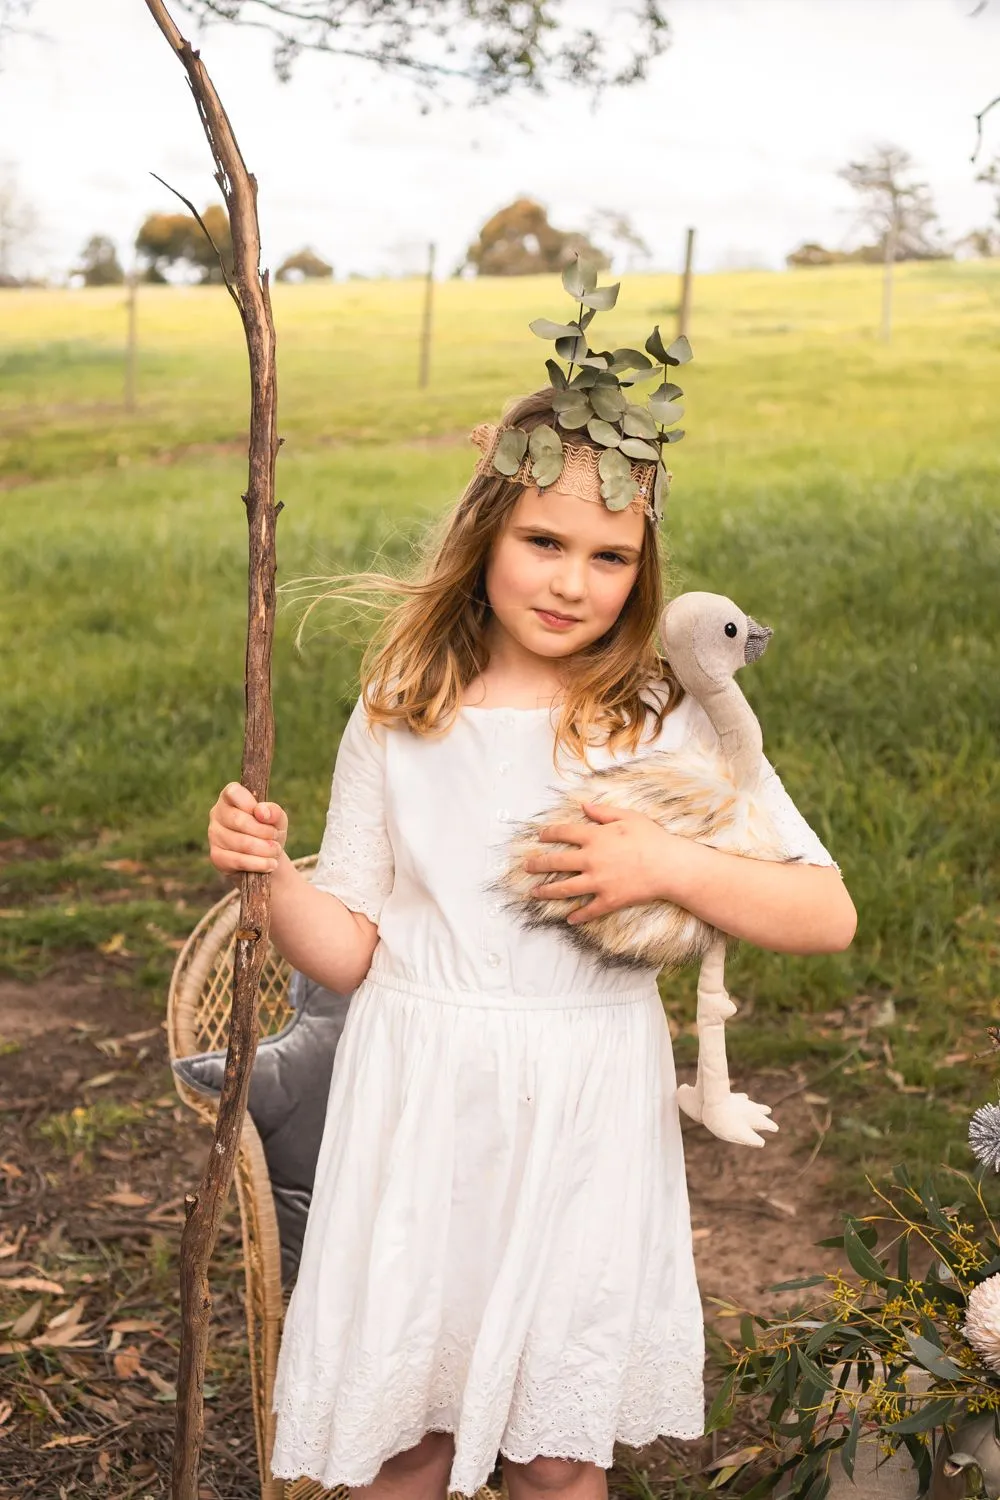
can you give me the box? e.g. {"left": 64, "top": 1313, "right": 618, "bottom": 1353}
{"left": 142, "top": 6, "right": 280, "bottom": 1498}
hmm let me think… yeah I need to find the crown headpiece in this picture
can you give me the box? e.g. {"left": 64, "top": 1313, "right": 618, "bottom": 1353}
{"left": 469, "top": 256, "right": 693, "bottom": 524}
{"left": 470, "top": 423, "right": 664, "bottom": 521}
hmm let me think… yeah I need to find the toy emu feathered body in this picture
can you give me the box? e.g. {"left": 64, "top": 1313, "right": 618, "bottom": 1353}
{"left": 494, "top": 591, "right": 791, "bottom": 1148}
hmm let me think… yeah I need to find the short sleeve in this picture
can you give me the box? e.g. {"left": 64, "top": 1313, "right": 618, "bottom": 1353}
{"left": 755, "top": 756, "right": 840, "bottom": 871}
{"left": 311, "top": 697, "right": 395, "bottom": 924}
{"left": 679, "top": 696, "right": 840, "bottom": 872}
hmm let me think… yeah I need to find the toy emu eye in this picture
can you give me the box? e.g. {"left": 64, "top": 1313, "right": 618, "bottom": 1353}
{"left": 724, "top": 622, "right": 738, "bottom": 638}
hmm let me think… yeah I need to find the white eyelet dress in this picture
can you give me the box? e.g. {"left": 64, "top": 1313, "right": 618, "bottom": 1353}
{"left": 270, "top": 690, "right": 837, "bottom": 1494}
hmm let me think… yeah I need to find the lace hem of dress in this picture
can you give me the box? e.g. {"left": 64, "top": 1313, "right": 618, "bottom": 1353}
{"left": 270, "top": 1324, "right": 705, "bottom": 1494}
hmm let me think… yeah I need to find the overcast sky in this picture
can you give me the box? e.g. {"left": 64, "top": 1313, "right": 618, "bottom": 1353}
{"left": 2, "top": 0, "right": 999, "bottom": 280}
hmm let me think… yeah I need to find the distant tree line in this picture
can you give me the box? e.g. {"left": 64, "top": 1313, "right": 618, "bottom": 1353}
{"left": 5, "top": 137, "right": 1000, "bottom": 291}
{"left": 66, "top": 209, "right": 334, "bottom": 287}
{"left": 786, "top": 143, "right": 996, "bottom": 268}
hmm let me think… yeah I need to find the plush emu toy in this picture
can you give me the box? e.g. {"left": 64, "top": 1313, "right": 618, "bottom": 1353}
{"left": 495, "top": 590, "right": 792, "bottom": 1149}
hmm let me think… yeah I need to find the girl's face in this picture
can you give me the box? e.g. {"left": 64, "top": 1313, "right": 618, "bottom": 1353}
{"left": 483, "top": 484, "right": 646, "bottom": 665}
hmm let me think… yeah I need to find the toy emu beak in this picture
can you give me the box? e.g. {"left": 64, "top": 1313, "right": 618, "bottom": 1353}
{"left": 744, "top": 619, "right": 772, "bottom": 665}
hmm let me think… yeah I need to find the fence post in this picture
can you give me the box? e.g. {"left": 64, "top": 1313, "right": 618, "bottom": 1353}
{"left": 880, "top": 209, "right": 897, "bottom": 344}
{"left": 125, "top": 268, "right": 138, "bottom": 412}
{"left": 418, "top": 241, "right": 435, "bottom": 389}
{"left": 677, "top": 227, "right": 695, "bottom": 340}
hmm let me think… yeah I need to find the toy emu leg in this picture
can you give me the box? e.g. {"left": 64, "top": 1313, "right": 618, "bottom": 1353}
{"left": 675, "top": 934, "right": 778, "bottom": 1149}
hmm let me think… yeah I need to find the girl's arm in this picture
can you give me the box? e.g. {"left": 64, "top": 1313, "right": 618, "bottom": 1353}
{"left": 208, "top": 784, "right": 380, "bottom": 993}
{"left": 651, "top": 833, "right": 856, "bottom": 955}
{"left": 527, "top": 802, "right": 857, "bottom": 957}
{"left": 267, "top": 851, "right": 380, "bottom": 993}
{"left": 209, "top": 697, "right": 393, "bottom": 995}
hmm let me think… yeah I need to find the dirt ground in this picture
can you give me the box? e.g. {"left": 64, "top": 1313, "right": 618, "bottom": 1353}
{"left": 0, "top": 957, "right": 844, "bottom": 1500}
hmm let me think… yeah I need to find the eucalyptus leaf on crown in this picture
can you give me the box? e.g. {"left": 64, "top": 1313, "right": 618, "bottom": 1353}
{"left": 485, "top": 253, "right": 693, "bottom": 523}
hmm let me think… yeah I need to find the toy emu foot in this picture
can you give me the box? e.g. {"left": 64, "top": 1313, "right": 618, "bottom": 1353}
{"left": 678, "top": 1079, "right": 778, "bottom": 1149}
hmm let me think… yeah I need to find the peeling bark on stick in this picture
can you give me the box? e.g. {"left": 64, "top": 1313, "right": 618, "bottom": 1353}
{"left": 142, "top": 5, "right": 280, "bottom": 1498}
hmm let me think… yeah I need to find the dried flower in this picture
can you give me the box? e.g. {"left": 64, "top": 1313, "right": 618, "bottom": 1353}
{"left": 969, "top": 1103, "right": 1000, "bottom": 1173}
{"left": 963, "top": 1274, "right": 1000, "bottom": 1374}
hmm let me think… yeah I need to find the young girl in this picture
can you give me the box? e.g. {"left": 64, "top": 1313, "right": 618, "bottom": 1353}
{"left": 207, "top": 386, "right": 856, "bottom": 1500}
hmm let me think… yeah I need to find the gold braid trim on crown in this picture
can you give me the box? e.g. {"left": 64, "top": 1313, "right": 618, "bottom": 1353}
{"left": 469, "top": 423, "right": 665, "bottom": 523}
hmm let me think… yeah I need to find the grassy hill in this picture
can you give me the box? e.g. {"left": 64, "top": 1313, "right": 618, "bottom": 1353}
{"left": 2, "top": 261, "right": 999, "bottom": 1192}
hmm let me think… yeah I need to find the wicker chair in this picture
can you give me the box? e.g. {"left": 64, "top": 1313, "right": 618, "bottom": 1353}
{"left": 167, "top": 856, "right": 500, "bottom": 1500}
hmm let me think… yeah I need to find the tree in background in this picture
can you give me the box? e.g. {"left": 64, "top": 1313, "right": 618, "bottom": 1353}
{"left": 463, "top": 198, "right": 607, "bottom": 277}
{"left": 836, "top": 143, "right": 947, "bottom": 343}
{"left": 786, "top": 241, "right": 888, "bottom": 268}
{"left": 275, "top": 247, "right": 334, "bottom": 281}
{"left": 135, "top": 204, "right": 234, "bottom": 283}
{"left": 0, "top": 160, "right": 39, "bottom": 285}
{"left": 74, "top": 234, "right": 125, "bottom": 286}
{"left": 176, "top": 0, "right": 670, "bottom": 100}
{"left": 964, "top": 155, "right": 1000, "bottom": 256}
{"left": 586, "top": 208, "right": 652, "bottom": 271}
{"left": 837, "top": 143, "right": 946, "bottom": 262}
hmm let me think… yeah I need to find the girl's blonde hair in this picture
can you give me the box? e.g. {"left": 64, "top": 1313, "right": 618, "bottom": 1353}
{"left": 299, "top": 389, "right": 683, "bottom": 766}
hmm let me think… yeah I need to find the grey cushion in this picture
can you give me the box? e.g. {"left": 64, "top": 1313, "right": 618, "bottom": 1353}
{"left": 172, "top": 971, "right": 352, "bottom": 1284}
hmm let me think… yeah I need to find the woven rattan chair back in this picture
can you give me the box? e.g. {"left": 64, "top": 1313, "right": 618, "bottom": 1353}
{"left": 167, "top": 860, "right": 500, "bottom": 1500}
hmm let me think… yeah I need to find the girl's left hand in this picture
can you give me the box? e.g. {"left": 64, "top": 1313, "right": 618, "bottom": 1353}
{"left": 524, "top": 801, "right": 679, "bottom": 923}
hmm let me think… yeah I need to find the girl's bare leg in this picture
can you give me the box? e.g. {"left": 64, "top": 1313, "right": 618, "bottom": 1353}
{"left": 504, "top": 1456, "right": 607, "bottom": 1500}
{"left": 349, "top": 1431, "right": 456, "bottom": 1500}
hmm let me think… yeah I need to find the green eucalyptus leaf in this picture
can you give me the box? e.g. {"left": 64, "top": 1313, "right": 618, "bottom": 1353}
{"left": 530, "top": 317, "right": 581, "bottom": 341}
{"left": 561, "top": 254, "right": 598, "bottom": 299}
{"left": 704, "top": 1370, "right": 738, "bottom": 1435}
{"left": 662, "top": 428, "right": 686, "bottom": 444}
{"left": 529, "top": 428, "right": 565, "bottom": 487}
{"left": 623, "top": 405, "right": 658, "bottom": 439}
{"left": 598, "top": 448, "right": 631, "bottom": 481}
{"left": 648, "top": 397, "right": 685, "bottom": 426}
{"left": 598, "top": 447, "right": 636, "bottom": 510}
{"left": 843, "top": 1220, "right": 888, "bottom": 1284}
{"left": 644, "top": 324, "right": 670, "bottom": 363}
{"left": 903, "top": 1332, "right": 965, "bottom": 1381}
{"left": 768, "top": 1274, "right": 829, "bottom": 1294}
{"left": 545, "top": 359, "right": 568, "bottom": 390}
{"left": 557, "top": 404, "right": 592, "bottom": 430}
{"left": 610, "top": 347, "right": 653, "bottom": 374}
{"left": 653, "top": 462, "right": 669, "bottom": 519}
{"left": 886, "top": 1397, "right": 958, "bottom": 1434}
{"left": 589, "top": 385, "right": 627, "bottom": 421}
{"left": 578, "top": 351, "right": 611, "bottom": 370}
{"left": 587, "top": 417, "right": 622, "bottom": 448}
{"left": 649, "top": 381, "right": 684, "bottom": 402}
{"left": 568, "top": 368, "right": 598, "bottom": 389}
{"left": 555, "top": 334, "right": 589, "bottom": 363}
{"left": 579, "top": 307, "right": 597, "bottom": 332}
{"left": 579, "top": 282, "right": 620, "bottom": 311}
{"left": 493, "top": 427, "right": 528, "bottom": 475}
{"left": 529, "top": 424, "right": 562, "bottom": 459}
{"left": 794, "top": 1347, "right": 832, "bottom": 1391}
{"left": 623, "top": 363, "right": 660, "bottom": 382}
{"left": 550, "top": 389, "right": 585, "bottom": 412}
{"left": 620, "top": 437, "right": 660, "bottom": 461}
{"left": 841, "top": 1411, "right": 861, "bottom": 1483}
{"left": 666, "top": 333, "right": 694, "bottom": 365}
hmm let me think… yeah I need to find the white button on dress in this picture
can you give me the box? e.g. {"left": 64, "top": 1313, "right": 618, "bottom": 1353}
{"left": 271, "top": 691, "right": 839, "bottom": 1496}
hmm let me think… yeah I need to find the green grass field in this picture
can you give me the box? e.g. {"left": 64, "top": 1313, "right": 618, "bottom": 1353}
{"left": 2, "top": 262, "right": 999, "bottom": 1197}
